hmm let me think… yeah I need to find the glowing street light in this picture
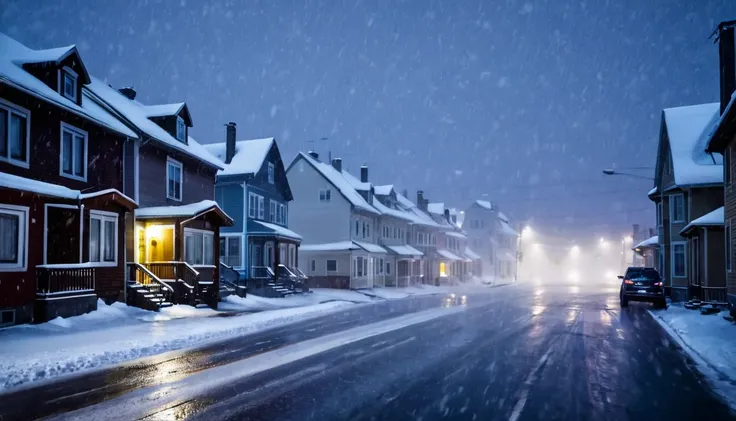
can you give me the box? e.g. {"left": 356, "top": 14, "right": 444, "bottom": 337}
{"left": 522, "top": 226, "right": 533, "bottom": 238}
{"left": 599, "top": 238, "right": 609, "bottom": 250}
{"left": 570, "top": 245, "right": 580, "bottom": 257}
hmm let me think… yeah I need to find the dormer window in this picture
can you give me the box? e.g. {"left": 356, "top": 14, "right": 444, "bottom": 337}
{"left": 268, "top": 163, "right": 275, "bottom": 184}
{"left": 176, "top": 116, "right": 186, "bottom": 142}
{"left": 60, "top": 68, "right": 77, "bottom": 102}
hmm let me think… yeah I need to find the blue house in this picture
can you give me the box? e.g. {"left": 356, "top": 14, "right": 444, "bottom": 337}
{"left": 203, "top": 123, "right": 303, "bottom": 293}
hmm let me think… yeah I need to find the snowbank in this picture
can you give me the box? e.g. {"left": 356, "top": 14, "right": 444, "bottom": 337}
{"left": 0, "top": 299, "right": 352, "bottom": 390}
{"left": 219, "top": 288, "right": 376, "bottom": 312}
{"left": 650, "top": 304, "right": 736, "bottom": 408}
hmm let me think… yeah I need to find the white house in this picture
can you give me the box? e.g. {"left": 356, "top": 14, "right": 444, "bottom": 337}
{"left": 463, "top": 200, "right": 519, "bottom": 281}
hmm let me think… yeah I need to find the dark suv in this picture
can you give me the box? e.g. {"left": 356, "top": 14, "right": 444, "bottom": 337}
{"left": 618, "top": 267, "right": 666, "bottom": 308}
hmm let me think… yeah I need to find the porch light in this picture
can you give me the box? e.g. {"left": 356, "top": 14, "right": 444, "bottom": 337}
{"left": 146, "top": 225, "right": 164, "bottom": 240}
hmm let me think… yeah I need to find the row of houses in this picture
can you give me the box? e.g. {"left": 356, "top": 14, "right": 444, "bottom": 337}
{"left": 633, "top": 20, "right": 736, "bottom": 308}
{"left": 0, "top": 32, "right": 519, "bottom": 327}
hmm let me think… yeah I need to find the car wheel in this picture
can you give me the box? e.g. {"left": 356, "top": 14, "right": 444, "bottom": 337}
{"left": 620, "top": 294, "right": 628, "bottom": 307}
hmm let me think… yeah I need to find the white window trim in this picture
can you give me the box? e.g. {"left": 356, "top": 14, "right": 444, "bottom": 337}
{"left": 0, "top": 204, "right": 29, "bottom": 272}
{"left": 326, "top": 259, "right": 338, "bottom": 272}
{"left": 166, "top": 157, "right": 183, "bottom": 201}
{"left": 319, "top": 188, "right": 331, "bottom": 202}
{"left": 269, "top": 200, "right": 276, "bottom": 222}
{"left": 670, "top": 193, "right": 685, "bottom": 223}
{"left": 220, "top": 233, "right": 242, "bottom": 269}
{"left": 59, "top": 122, "right": 88, "bottom": 182}
{"left": 258, "top": 196, "right": 265, "bottom": 220}
{"left": 58, "top": 66, "right": 78, "bottom": 102}
{"left": 184, "top": 227, "right": 215, "bottom": 266}
{"left": 89, "top": 210, "right": 118, "bottom": 267}
{"left": 0, "top": 98, "right": 31, "bottom": 169}
{"left": 248, "top": 192, "right": 257, "bottom": 218}
{"left": 310, "top": 259, "right": 316, "bottom": 273}
{"left": 176, "top": 116, "right": 186, "bottom": 142}
{"left": 268, "top": 162, "right": 275, "bottom": 184}
{"left": 671, "top": 241, "right": 687, "bottom": 278}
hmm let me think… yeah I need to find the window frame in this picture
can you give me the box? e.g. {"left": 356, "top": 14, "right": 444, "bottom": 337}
{"left": 671, "top": 241, "right": 687, "bottom": 278}
{"left": 219, "top": 234, "right": 241, "bottom": 268}
{"left": 59, "top": 122, "right": 88, "bottom": 182}
{"left": 728, "top": 220, "right": 732, "bottom": 273}
{"left": 166, "top": 157, "right": 183, "bottom": 201}
{"left": 0, "top": 204, "right": 28, "bottom": 271}
{"left": 656, "top": 202, "right": 663, "bottom": 227}
{"left": 0, "top": 99, "right": 31, "bottom": 169}
{"left": 176, "top": 116, "right": 186, "bottom": 142}
{"left": 319, "top": 188, "right": 331, "bottom": 202}
{"left": 310, "top": 259, "right": 316, "bottom": 273}
{"left": 184, "top": 227, "right": 215, "bottom": 266}
{"left": 89, "top": 210, "right": 118, "bottom": 267}
{"left": 270, "top": 200, "right": 276, "bottom": 222}
{"left": 267, "top": 162, "right": 275, "bottom": 184}
{"left": 670, "top": 194, "right": 685, "bottom": 223}
{"left": 326, "top": 259, "right": 338, "bottom": 272}
{"left": 59, "top": 67, "right": 78, "bottom": 102}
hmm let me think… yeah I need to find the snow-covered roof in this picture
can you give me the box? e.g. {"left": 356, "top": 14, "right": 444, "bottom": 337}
{"left": 498, "top": 252, "right": 517, "bottom": 261}
{"left": 475, "top": 200, "right": 493, "bottom": 210}
{"left": 250, "top": 220, "right": 302, "bottom": 240}
{"left": 706, "top": 91, "right": 736, "bottom": 152}
{"left": 374, "top": 185, "right": 394, "bottom": 196}
{"left": 85, "top": 78, "right": 222, "bottom": 169}
{"left": 340, "top": 169, "right": 372, "bottom": 191}
{"left": 135, "top": 200, "right": 231, "bottom": 223}
{"left": 633, "top": 235, "right": 659, "bottom": 250}
{"left": 294, "top": 152, "right": 379, "bottom": 215}
{"left": 681, "top": 207, "right": 724, "bottom": 235}
{"left": 0, "top": 33, "right": 137, "bottom": 138}
{"left": 0, "top": 172, "right": 135, "bottom": 208}
{"left": 648, "top": 187, "right": 658, "bottom": 196}
{"left": 371, "top": 198, "right": 415, "bottom": 223}
{"left": 436, "top": 249, "right": 462, "bottom": 261}
{"left": 354, "top": 241, "right": 387, "bottom": 254}
{"left": 499, "top": 220, "right": 518, "bottom": 237}
{"left": 203, "top": 137, "right": 274, "bottom": 177}
{"left": 428, "top": 202, "right": 445, "bottom": 215}
{"left": 446, "top": 231, "right": 466, "bottom": 239}
{"left": 394, "top": 194, "right": 444, "bottom": 228}
{"left": 662, "top": 103, "right": 722, "bottom": 186}
{"left": 142, "top": 103, "right": 186, "bottom": 118}
{"left": 385, "top": 245, "right": 424, "bottom": 257}
{"left": 498, "top": 212, "right": 509, "bottom": 223}
{"left": 464, "top": 247, "right": 481, "bottom": 260}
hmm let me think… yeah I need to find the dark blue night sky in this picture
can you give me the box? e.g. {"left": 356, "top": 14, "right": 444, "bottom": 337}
{"left": 2, "top": 0, "right": 735, "bottom": 241}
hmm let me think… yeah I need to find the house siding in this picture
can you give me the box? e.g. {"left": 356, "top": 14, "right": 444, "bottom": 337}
{"left": 726, "top": 139, "right": 736, "bottom": 304}
{"left": 216, "top": 183, "right": 245, "bottom": 233}
{"left": 298, "top": 251, "right": 352, "bottom": 288}
{"left": 138, "top": 143, "right": 215, "bottom": 207}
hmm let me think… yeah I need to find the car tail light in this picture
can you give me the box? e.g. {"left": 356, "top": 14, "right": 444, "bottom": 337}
{"left": 654, "top": 282, "right": 663, "bottom": 287}
{"left": 624, "top": 279, "right": 633, "bottom": 285}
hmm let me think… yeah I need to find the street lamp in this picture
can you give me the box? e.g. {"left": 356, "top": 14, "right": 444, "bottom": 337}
{"left": 602, "top": 169, "right": 654, "bottom": 181}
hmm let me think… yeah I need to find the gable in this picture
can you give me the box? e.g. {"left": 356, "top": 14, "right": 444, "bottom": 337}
{"left": 249, "top": 142, "right": 293, "bottom": 201}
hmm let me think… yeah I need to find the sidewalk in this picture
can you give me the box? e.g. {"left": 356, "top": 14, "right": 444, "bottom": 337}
{"left": 0, "top": 284, "right": 451, "bottom": 391}
{"left": 649, "top": 303, "right": 736, "bottom": 408}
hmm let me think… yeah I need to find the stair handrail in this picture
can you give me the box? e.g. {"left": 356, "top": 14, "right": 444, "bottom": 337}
{"left": 131, "top": 262, "right": 175, "bottom": 293}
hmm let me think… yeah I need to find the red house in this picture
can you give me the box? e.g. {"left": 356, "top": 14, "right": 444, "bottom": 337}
{"left": 0, "top": 33, "right": 138, "bottom": 326}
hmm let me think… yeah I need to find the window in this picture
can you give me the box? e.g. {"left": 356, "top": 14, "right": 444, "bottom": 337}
{"left": 670, "top": 194, "right": 685, "bottom": 222}
{"left": 310, "top": 259, "right": 316, "bottom": 272}
{"left": 378, "top": 258, "right": 384, "bottom": 275}
{"left": 268, "top": 163, "right": 275, "bottom": 184}
{"left": 60, "top": 68, "right": 77, "bottom": 101}
{"left": 258, "top": 196, "right": 264, "bottom": 219}
{"left": 60, "top": 123, "right": 87, "bottom": 181}
{"left": 184, "top": 229, "right": 215, "bottom": 265}
{"left": 89, "top": 211, "right": 117, "bottom": 265}
{"left": 166, "top": 158, "right": 183, "bottom": 201}
{"left": 219, "top": 236, "right": 241, "bottom": 267}
{"left": 355, "top": 220, "right": 360, "bottom": 237}
{"left": 270, "top": 200, "right": 276, "bottom": 222}
{"left": 326, "top": 259, "right": 337, "bottom": 272}
{"left": 672, "top": 242, "right": 687, "bottom": 278}
{"left": 656, "top": 202, "right": 663, "bottom": 227}
{"left": 728, "top": 221, "right": 732, "bottom": 273}
{"left": 176, "top": 116, "right": 186, "bottom": 142}
{"left": 319, "top": 189, "right": 331, "bottom": 202}
{"left": 386, "top": 261, "right": 391, "bottom": 275}
{"left": 0, "top": 100, "right": 29, "bottom": 167}
{"left": 362, "top": 222, "right": 367, "bottom": 238}
{"left": 248, "top": 193, "right": 264, "bottom": 219}
{"left": 367, "top": 223, "right": 371, "bottom": 238}
{"left": 0, "top": 205, "right": 27, "bottom": 270}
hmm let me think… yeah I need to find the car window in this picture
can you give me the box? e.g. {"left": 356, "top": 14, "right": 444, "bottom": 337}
{"left": 625, "top": 268, "right": 660, "bottom": 280}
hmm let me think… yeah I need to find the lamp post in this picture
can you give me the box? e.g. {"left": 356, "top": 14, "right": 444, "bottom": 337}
{"left": 601, "top": 169, "right": 654, "bottom": 181}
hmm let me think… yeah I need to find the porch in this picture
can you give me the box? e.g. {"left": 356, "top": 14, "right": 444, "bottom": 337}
{"left": 129, "top": 200, "right": 233, "bottom": 309}
{"left": 383, "top": 245, "right": 424, "bottom": 288}
{"left": 680, "top": 208, "right": 726, "bottom": 303}
{"left": 246, "top": 219, "right": 304, "bottom": 297}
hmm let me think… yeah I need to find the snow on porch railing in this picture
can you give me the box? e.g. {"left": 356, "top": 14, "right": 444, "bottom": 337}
{"left": 36, "top": 264, "right": 95, "bottom": 295}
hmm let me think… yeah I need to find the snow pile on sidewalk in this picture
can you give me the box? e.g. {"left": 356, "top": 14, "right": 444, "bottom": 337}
{"left": 368, "top": 284, "right": 449, "bottom": 299}
{"left": 0, "top": 299, "right": 352, "bottom": 391}
{"left": 219, "top": 288, "right": 376, "bottom": 311}
{"left": 650, "top": 304, "right": 736, "bottom": 407}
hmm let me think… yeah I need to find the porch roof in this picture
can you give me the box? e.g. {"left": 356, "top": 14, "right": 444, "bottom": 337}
{"left": 300, "top": 240, "right": 386, "bottom": 254}
{"left": 385, "top": 244, "right": 424, "bottom": 258}
{"left": 354, "top": 241, "right": 387, "bottom": 254}
{"left": 680, "top": 207, "right": 724, "bottom": 236}
{"left": 446, "top": 231, "right": 466, "bottom": 239}
{"left": 499, "top": 220, "right": 518, "bottom": 237}
{"left": 0, "top": 172, "right": 136, "bottom": 209}
{"left": 633, "top": 235, "right": 659, "bottom": 250}
{"left": 436, "top": 249, "right": 462, "bottom": 261}
{"left": 464, "top": 246, "right": 481, "bottom": 260}
{"left": 135, "top": 200, "right": 232, "bottom": 225}
{"left": 248, "top": 219, "right": 302, "bottom": 241}
{"left": 498, "top": 252, "right": 517, "bottom": 262}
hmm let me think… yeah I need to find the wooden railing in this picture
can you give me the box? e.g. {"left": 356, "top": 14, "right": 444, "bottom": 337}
{"left": 127, "top": 262, "right": 174, "bottom": 303}
{"left": 702, "top": 286, "right": 728, "bottom": 304}
{"left": 144, "top": 262, "right": 200, "bottom": 286}
{"left": 37, "top": 264, "right": 95, "bottom": 295}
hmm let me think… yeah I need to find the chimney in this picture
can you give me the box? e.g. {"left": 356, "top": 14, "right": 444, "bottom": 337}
{"left": 331, "top": 157, "right": 342, "bottom": 172}
{"left": 308, "top": 150, "right": 319, "bottom": 160}
{"left": 718, "top": 21, "right": 736, "bottom": 113}
{"left": 444, "top": 209, "right": 451, "bottom": 222}
{"left": 649, "top": 227, "right": 655, "bottom": 237}
{"left": 118, "top": 87, "right": 136, "bottom": 100}
{"left": 417, "top": 190, "right": 424, "bottom": 209}
{"left": 360, "top": 163, "right": 368, "bottom": 183}
{"left": 225, "top": 122, "right": 236, "bottom": 165}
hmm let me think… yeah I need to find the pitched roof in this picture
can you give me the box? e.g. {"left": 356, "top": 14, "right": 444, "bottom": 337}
{"left": 633, "top": 235, "right": 659, "bottom": 250}
{"left": 475, "top": 200, "right": 493, "bottom": 210}
{"left": 142, "top": 103, "right": 185, "bottom": 118}
{"left": 395, "top": 193, "right": 444, "bottom": 228}
{"left": 464, "top": 247, "right": 481, "bottom": 260}
{"left": 680, "top": 207, "right": 724, "bottom": 236}
{"left": 374, "top": 184, "right": 394, "bottom": 196}
{"left": 289, "top": 152, "right": 379, "bottom": 215}
{"left": 0, "top": 33, "right": 136, "bottom": 138}
{"left": 661, "top": 103, "right": 722, "bottom": 187}
{"left": 428, "top": 202, "right": 445, "bottom": 215}
{"left": 86, "top": 78, "right": 221, "bottom": 169}
{"left": 135, "top": 200, "right": 232, "bottom": 224}
{"left": 249, "top": 220, "right": 302, "bottom": 241}
{"left": 203, "top": 137, "right": 274, "bottom": 176}
{"left": 499, "top": 220, "right": 518, "bottom": 237}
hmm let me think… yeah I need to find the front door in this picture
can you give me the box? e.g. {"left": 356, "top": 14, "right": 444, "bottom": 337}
{"left": 145, "top": 225, "right": 174, "bottom": 263}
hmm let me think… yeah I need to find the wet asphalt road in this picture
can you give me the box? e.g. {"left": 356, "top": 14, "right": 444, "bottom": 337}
{"left": 4, "top": 282, "right": 735, "bottom": 421}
